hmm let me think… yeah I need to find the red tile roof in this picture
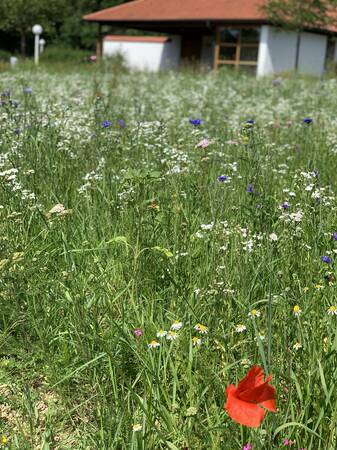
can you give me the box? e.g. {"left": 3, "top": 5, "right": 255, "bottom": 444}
{"left": 84, "top": 0, "right": 267, "bottom": 22}
{"left": 104, "top": 35, "right": 171, "bottom": 42}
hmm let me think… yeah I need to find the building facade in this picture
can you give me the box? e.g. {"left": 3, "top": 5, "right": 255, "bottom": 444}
{"left": 84, "top": 0, "right": 337, "bottom": 76}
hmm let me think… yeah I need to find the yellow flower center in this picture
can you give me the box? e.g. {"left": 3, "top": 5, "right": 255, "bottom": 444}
{"left": 293, "top": 305, "right": 300, "bottom": 313}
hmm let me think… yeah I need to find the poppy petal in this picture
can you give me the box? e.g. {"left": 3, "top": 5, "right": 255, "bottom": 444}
{"left": 239, "top": 380, "right": 276, "bottom": 404}
{"left": 237, "top": 365, "right": 265, "bottom": 393}
{"left": 259, "top": 398, "right": 277, "bottom": 412}
{"left": 225, "top": 384, "right": 266, "bottom": 427}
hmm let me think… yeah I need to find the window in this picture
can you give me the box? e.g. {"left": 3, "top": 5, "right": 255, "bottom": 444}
{"left": 214, "top": 27, "right": 260, "bottom": 72}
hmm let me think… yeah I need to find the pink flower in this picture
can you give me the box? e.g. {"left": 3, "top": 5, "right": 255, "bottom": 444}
{"left": 195, "top": 138, "right": 211, "bottom": 149}
{"left": 134, "top": 328, "right": 143, "bottom": 337}
{"left": 243, "top": 444, "right": 252, "bottom": 450}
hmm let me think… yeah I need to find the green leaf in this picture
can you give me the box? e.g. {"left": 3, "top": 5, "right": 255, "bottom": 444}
{"left": 152, "top": 246, "right": 173, "bottom": 258}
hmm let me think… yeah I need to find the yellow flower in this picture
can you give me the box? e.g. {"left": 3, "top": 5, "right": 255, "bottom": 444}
{"left": 1, "top": 436, "right": 8, "bottom": 445}
{"left": 315, "top": 283, "right": 324, "bottom": 290}
{"left": 248, "top": 309, "right": 261, "bottom": 318}
{"left": 192, "top": 336, "right": 202, "bottom": 346}
{"left": 194, "top": 323, "right": 208, "bottom": 334}
{"left": 293, "top": 304, "right": 302, "bottom": 316}
{"left": 148, "top": 340, "right": 160, "bottom": 348}
{"left": 327, "top": 306, "right": 337, "bottom": 315}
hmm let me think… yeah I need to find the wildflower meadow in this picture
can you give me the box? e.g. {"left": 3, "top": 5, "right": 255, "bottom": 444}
{"left": 1, "top": 64, "right": 337, "bottom": 449}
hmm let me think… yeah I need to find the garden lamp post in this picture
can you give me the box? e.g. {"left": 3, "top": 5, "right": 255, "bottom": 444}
{"left": 32, "top": 24, "right": 43, "bottom": 64}
{"left": 39, "top": 38, "right": 46, "bottom": 54}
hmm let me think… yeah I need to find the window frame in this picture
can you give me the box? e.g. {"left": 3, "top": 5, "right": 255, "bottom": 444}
{"left": 214, "top": 26, "right": 260, "bottom": 71}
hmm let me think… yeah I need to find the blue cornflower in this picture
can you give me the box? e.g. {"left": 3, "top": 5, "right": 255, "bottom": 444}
{"left": 117, "top": 119, "right": 126, "bottom": 128}
{"left": 14, "top": 128, "right": 21, "bottom": 136}
{"left": 303, "top": 118, "right": 313, "bottom": 124}
{"left": 23, "top": 87, "right": 33, "bottom": 94}
{"left": 247, "top": 183, "right": 254, "bottom": 193}
{"left": 218, "top": 175, "right": 228, "bottom": 182}
{"left": 189, "top": 118, "right": 203, "bottom": 126}
{"left": 332, "top": 232, "right": 337, "bottom": 241}
{"left": 321, "top": 255, "right": 332, "bottom": 264}
{"left": 281, "top": 202, "right": 290, "bottom": 209}
{"left": 101, "top": 120, "right": 112, "bottom": 128}
{"left": 246, "top": 119, "right": 255, "bottom": 125}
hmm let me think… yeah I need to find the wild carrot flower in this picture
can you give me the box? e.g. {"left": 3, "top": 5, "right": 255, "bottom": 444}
{"left": 195, "top": 138, "right": 210, "bottom": 148}
{"left": 148, "top": 340, "right": 160, "bottom": 348}
{"left": 225, "top": 365, "right": 276, "bottom": 427}
{"left": 235, "top": 324, "right": 247, "bottom": 333}
{"left": 132, "top": 423, "right": 142, "bottom": 432}
{"left": 293, "top": 342, "right": 302, "bottom": 350}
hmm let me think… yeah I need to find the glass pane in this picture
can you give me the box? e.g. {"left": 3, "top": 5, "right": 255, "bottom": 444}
{"left": 219, "top": 46, "right": 237, "bottom": 61}
{"left": 241, "top": 28, "right": 260, "bottom": 44}
{"left": 240, "top": 46, "right": 259, "bottom": 62}
{"left": 220, "top": 29, "right": 240, "bottom": 44}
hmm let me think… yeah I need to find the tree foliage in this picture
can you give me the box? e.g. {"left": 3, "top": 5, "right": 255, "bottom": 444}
{"left": 262, "top": 0, "right": 337, "bottom": 31}
{"left": 0, "top": 0, "right": 128, "bottom": 54}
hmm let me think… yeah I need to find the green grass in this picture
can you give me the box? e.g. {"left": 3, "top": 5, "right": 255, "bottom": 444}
{"left": 1, "top": 64, "right": 337, "bottom": 449}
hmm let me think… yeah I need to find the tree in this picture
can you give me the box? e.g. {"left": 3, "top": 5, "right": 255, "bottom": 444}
{"left": 0, "top": 0, "right": 69, "bottom": 56}
{"left": 262, "top": 0, "right": 337, "bottom": 69}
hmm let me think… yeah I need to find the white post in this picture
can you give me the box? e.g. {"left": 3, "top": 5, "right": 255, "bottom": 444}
{"left": 34, "top": 34, "right": 39, "bottom": 64}
{"left": 32, "top": 24, "right": 43, "bottom": 65}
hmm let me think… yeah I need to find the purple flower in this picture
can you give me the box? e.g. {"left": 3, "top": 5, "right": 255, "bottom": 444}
{"left": 189, "top": 118, "right": 203, "bottom": 126}
{"left": 101, "top": 120, "right": 112, "bottom": 128}
{"left": 246, "top": 119, "right": 255, "bottom": 125}
{"left": 332, "top": 232, "right": 337, "bottom": 241}
{"left": 303, "top": 118, "right": 313, "bottom": 124}
{"left": 218, "top": 175, "right": 228, "bottom": 182}
{"left": 247, "top": 183, "right": 254, "bottom": 193}
{"left": 134, "top": 328, "right": 143, "bottom": 338}
{"left": 117, "top": 119, "right": 126, "bottom": 128}
{"left": 23, "top": 87, "right": 32, "bottom": 94}
{"left": 14, "top": 128, "right": 21, "bottom": 136}
{"left": 281, "top": 202, "right": 290, "bottom": 209}
{"left": 243, "top": 444, "right": 252, "bottom": 450}
{"left": 321, "top": 255, "right": 332, "bottom": 264}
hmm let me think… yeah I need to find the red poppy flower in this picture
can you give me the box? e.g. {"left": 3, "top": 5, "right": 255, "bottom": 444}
{"left": 225, "top": 365, "right": 276, "bottom": 427}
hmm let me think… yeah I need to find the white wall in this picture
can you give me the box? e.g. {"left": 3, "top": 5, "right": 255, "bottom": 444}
{"left": 103, "top": 36, "right": 181, "bottom": 71}
{"left": 298, "top": 32, "right": 327, "bottom": 75}
{"left": 257, "top": 25, "right": 298, "bottom": 76}
{"left": 257, "top": 25, "right": 328, "bottom": 77}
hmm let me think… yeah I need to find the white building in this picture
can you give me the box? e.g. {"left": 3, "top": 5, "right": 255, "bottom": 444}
{"left": 84, "top": 0, "right": 337, "bottom": 77}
